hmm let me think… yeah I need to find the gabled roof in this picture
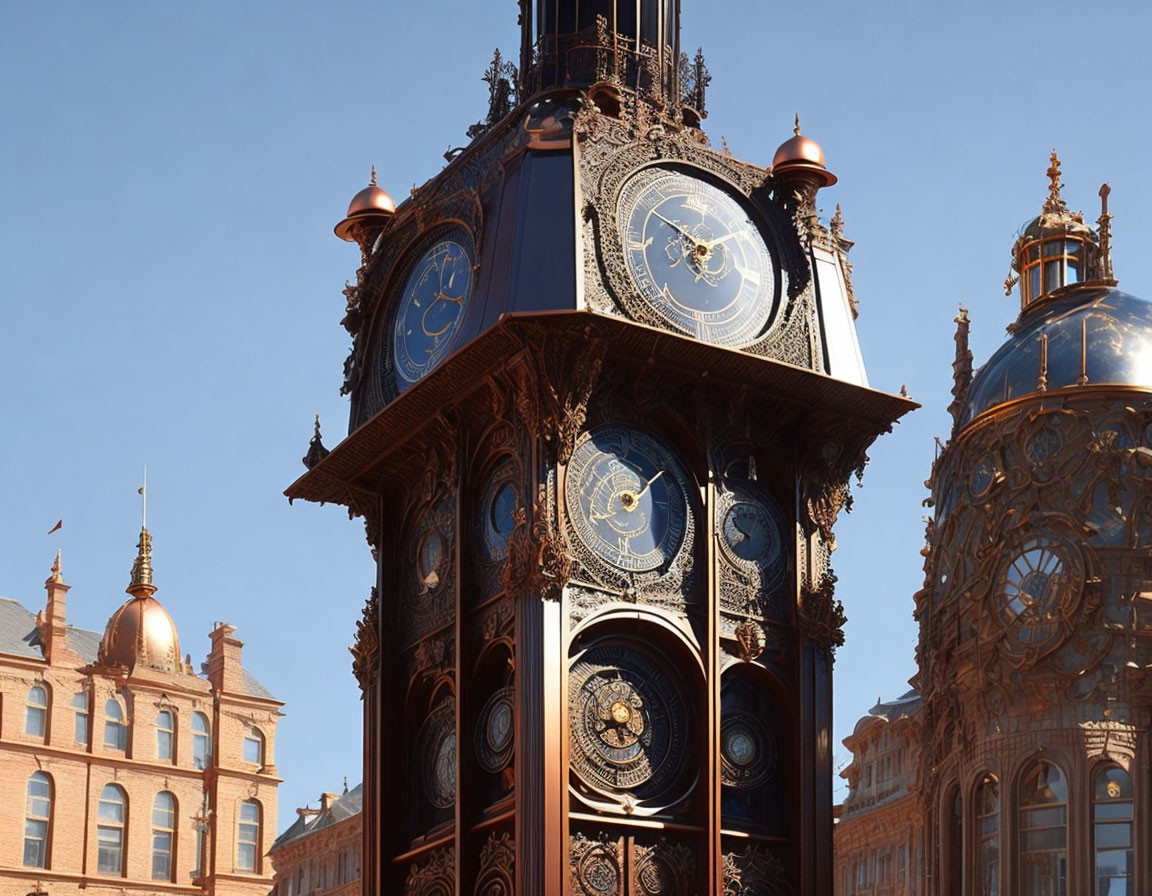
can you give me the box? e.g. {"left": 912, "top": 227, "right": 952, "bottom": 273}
{"left": 271, "top": 783, "right": 363, "bottom": 852}
{"left": 0, "top": 597, "right": 101, "bottom": 664}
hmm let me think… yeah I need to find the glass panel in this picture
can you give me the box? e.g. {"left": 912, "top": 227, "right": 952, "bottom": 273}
{"left": 1094, "top": 801, "right": 1134, "bottom": 821}
{"left": 1023, "top": 827, "right": 1068, "bottom": 851}
{"left": 98, "top": 786, "right": 124, "bottom": 823}
{"left": 25, "top": 706, "right": 46, "bottom": 737}
{"left": 1045, "top": 259, "right": 1063, "bottom": 292}
{"left": 23, "top": 819, "right": 47, "bottom": 867}
{"left": 244, "top": 730, "right": 262, "bottom": 764}
{"left": 1066, "top": 261, "right": 1080, "bottom": 284}
{"left": 97, "top": 827, "right": 123, "bottom": 874}
{"left": 1023, "top": 806, "right": 1068, "bottom": 828}
{"left": 152, "top": 832, "right": 172, "bottom": 880}
{"left": 1029, "top": 266, "right": 1041, "bottom": 302}
{"left": 153, "top": 793, "right": 175, "bottom": 827}
{"left": 1094, "top": 823, "right": 1131, "bottom": 849}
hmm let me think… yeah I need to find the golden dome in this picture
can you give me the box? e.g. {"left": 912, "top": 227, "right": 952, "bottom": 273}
{"left": 97, "top": 528, "right": 185, "bottom": 675}
{"left": 772, "top": 116, "right": 837, "bottom": 187}
{"left": 98, "top": 593, "right": 183, "bottom": 674}
{"left": 335, "top": 166, "right": 396, "bottom": 242}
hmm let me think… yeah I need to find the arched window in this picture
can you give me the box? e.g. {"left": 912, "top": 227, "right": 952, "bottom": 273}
{"left": 975, "top": 776, "right": 999, "bottom": 896}
{"left": 243, "top": 726, "right": 264, "bottom": 766}
{"left": 152, "top": 791, "right": 176, "bottom": 881}
{"left": 73, "top": 692, "right": 89, "bottom": 746}
{"left": 156, "top": 710, "right": 174, "bottom": 760}
{"left": 192, "top": 712, "right": 211, "bottom": 769}
{"left": 1093, "top": 765, "right": 1133, "bottom": 893}
{"left": 23, "top": 772, "right": 52, "bottom": 868}
{"left": 236, "top": 800, "right": 261, "bottom": 872}
{"left": 1018, "top": 759, "right": 1067, "bottom": 895}
{"left": 104, "top": 699, "right": 127, "bottom": 752}
{"left": 25, "top": 685, "right": 48, "bottom": 739}
{"left": 97, "top": 784, "right": 127, "bottom": 875}
{"left": 942, "top": 784, "right": 962, "bottom": 896}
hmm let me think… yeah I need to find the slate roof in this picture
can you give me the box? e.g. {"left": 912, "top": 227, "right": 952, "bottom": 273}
{"left": 271, "top": 783, "right": 363, "bottom": 852}
{"left": 867, "top": 688, "right": 921, "bottom": 721}
{"left": 0, "top": 596, "right": 276, "bottom": 700}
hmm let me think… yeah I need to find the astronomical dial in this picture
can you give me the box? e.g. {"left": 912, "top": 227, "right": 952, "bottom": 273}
{"left": 565, "top": 427, "right": 691, "bottom": 573}
{"left": 475, "top": 686, "right": 515, "bottom": 774}
{"left": 568, "top": 643, "right": 689, "bottom": 799}
{"left": 416, "top": 528, "right": 447, "bottom": 591}
{"left": 392, "top": 232, "right": 474, "bottom": 390}
{"left": 477, "top": 461, "right": 520, "bottom": 565}
{"left": 617, "top": 166, "right": 778, "bottom": 346}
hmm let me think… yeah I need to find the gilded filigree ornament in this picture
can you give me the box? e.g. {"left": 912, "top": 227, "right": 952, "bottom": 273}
{"left": 467, "top": 49, "right": 518, "bottom": 141}
{"left": 404, "top": 847, "right": 454, "bottom": 896}
{"left": 502, "top": 491, "right": 573, "bottom": 602}
{"left": 722, "top": 845, "right": 792, "bottom": 896}
{"left": 474, "top": 831, "right": 515, "bottom": 896}
{"left": 350, "top": 587, "right": 379, "bottom": 694}
{"left": 797, "top": 571, "right": 846, "bottom": 654}
{"left": 570, "top": 834, "right": 623, "bottom": 896}
{"left": 633, "top": 837, "right": 696, "bottom": 895}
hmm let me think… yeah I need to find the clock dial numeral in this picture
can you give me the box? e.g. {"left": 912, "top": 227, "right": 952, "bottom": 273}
{"left": 618, "top": 167, "right": 778, "bottom": 346}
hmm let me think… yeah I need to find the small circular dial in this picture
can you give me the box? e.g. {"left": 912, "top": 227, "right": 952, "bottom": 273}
{"left": 720, "top": 711, "right": 777, "bottom": 790}
{"left": 568, "top": 643, "right": 689, "bottom": 798}
{"left": 565, "top": 428, "right": 691, "bottom": 572}
{"left": 969, "top": 454, "right": 998, "bottom": 498}
{"left": 475, "top": 686, "right": 515, "bottom": 774}
{"left": 416, "top": 699, "right": 456, "bottom": 809}
{"left": 478, "top": 462, "right": 520, "bottom": 564}
{"left": 618, "top": 167, "right": 777, "bottom": 346}
{"left": 721, "top": 501, "right": 784, "bottom": 570}
{"left": 392, "top": 235, "right": 474, "bottom": 389}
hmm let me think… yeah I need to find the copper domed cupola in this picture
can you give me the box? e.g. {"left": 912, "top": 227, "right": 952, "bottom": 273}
{"left": 97, "top": 527, "right": 186, "bottom": 675}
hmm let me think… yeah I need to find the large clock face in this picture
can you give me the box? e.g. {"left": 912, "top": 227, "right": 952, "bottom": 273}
{"left": 568, "top": 643, "right": 690, "bottom": 799}
{"left": 617, "top": 167, "right": 777, "bottom": 346}
{"left": 392, "top": 233, "right": 474, "bottom": 389}
{"left": 565, "top": 427, "right": 691, "bottom": 572}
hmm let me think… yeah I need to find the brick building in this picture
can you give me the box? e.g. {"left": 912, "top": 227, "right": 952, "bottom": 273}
{"left": 0, "top": 528, "right": 281, "bottom": 896}
{"left": 268, "top": 784, "right": 361, "bottom": 896}
{"left": 835, "top": 691, "right": 924, "bottom": 895}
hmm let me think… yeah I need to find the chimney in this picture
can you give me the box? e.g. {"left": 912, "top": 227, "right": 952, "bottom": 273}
{"left": 207, "top": 622, "right": 245, "bottom": 694}
{"left": 39, "top": 550, "right": 76, "bottom": 665}
{"left": 320, "top": 792, "right": 340, "bottom": 814}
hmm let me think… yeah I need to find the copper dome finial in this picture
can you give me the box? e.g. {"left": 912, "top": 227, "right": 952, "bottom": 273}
{"left": 49, "top": 549, "right": 63, "bottom": 584}
{"left": 370, "top": 165, "right": 377, "bottom": 187}
{"left": 794, "top": 113, "right": 801, "bottom": 136}
{"left": 128, "top": 527, "right": 156, "bottom": 596}
{"left": 1044, "top": 150, "right": 1066, "bottom": 214}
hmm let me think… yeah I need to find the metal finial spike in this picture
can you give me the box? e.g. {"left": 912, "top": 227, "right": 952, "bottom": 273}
{"left": 1044, "top": 150, "right": 1064, "bottom": 211}
{"left": 128, "top": 526, "right": 155, "bottom": 595}
{"left": 794, "top": 113, "right": 801, "bottom": 136}
{"left": 313, "top": 413, "right": 322, "bottom": 439}
{"left": 1098, "top": 182, "right": 1114, "bottom": 280}
{"left": 369, "top": 165, "right": 377, "bottom": 186}
{"left": 50, "top": 549, "right": 63, "bottom": 583}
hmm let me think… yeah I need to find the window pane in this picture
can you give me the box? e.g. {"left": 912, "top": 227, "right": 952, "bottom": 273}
{"left": 23, "top": 819, "right": 47, "bottom": 867}
{"left": 152, "top": 832, "right": 172, "bottom": 880}
{"left": 97, "top": 826, "right": 123, "bottom": 874}
{"left": 25, "top": 706, "right": 46, "bottom": 738}
{"left": 158, "top": 730, "right": 173, "bottom": 760}
{"left": 244, "top": 729, "right": 262, "bottom": 764}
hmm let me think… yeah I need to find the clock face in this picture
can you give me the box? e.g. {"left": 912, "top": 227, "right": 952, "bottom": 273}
{"left": 392, "top": 234, "right": 474, "bottom": 389}
{"left": 568, "top": 643, "right": 689, "bottom": 798}
{"left": 478, "top": 461, "right": 519, "bottom": 565}
{"left": 565, "top": 427, "right": 691, "bottom": 573}
{"left": 617, "top": 167, "right": 777, "bottom": 346}
{"left": 720, "top": 500, "right": 785, "bottom": 576}
{"left": 720, "top": 710, "right": 777, "bottom": 790}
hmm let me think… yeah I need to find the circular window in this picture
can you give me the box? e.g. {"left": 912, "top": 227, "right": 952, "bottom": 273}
{"left": 995, "top": 534, "right": 1084, "bottom": 657}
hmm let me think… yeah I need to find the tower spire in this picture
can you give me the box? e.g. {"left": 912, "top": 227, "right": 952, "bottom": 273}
{"left": 1043, "top": 150, "right": 1067, "bottom": 214}
{"left": 129, "top": 474, "right": 156, "bottom": 597}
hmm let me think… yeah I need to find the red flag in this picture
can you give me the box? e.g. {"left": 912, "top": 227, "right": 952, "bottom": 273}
{"left": 47, "top": 520, "right": 62, "bottom": 535}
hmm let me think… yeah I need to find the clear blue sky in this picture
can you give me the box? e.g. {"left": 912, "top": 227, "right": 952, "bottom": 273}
{"left": 3, "top": 1, "right": 1151, "bottom": 829}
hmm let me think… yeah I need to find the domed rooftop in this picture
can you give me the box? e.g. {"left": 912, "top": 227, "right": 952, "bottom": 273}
{"left": 771, "top": 116, "right": 836, "bottom": 188}
{"left": 97, "top": 528, "right": 186, "bottom": 675}
{"left": 962, "top": 286, "right": 1152, "bottom": 424}
{"left": 335, "top": 166, "right": 396, "bottom": 243}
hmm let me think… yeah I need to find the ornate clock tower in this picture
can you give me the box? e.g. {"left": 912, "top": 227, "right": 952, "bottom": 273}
{"left": 287, "top": 3, "right": 913, "bottom": 894}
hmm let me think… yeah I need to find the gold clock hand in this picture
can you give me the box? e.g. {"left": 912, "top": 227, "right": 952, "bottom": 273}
{"left": 632, "top": 469, "right": 665, "bottom": 501}
{"left": 652, "top": 211, "right": 708, "bottom": 253}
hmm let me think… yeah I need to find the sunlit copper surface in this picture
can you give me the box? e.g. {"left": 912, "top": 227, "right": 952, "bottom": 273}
{"left": 335, "top": 168, "right": 396, "bottom": 242}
